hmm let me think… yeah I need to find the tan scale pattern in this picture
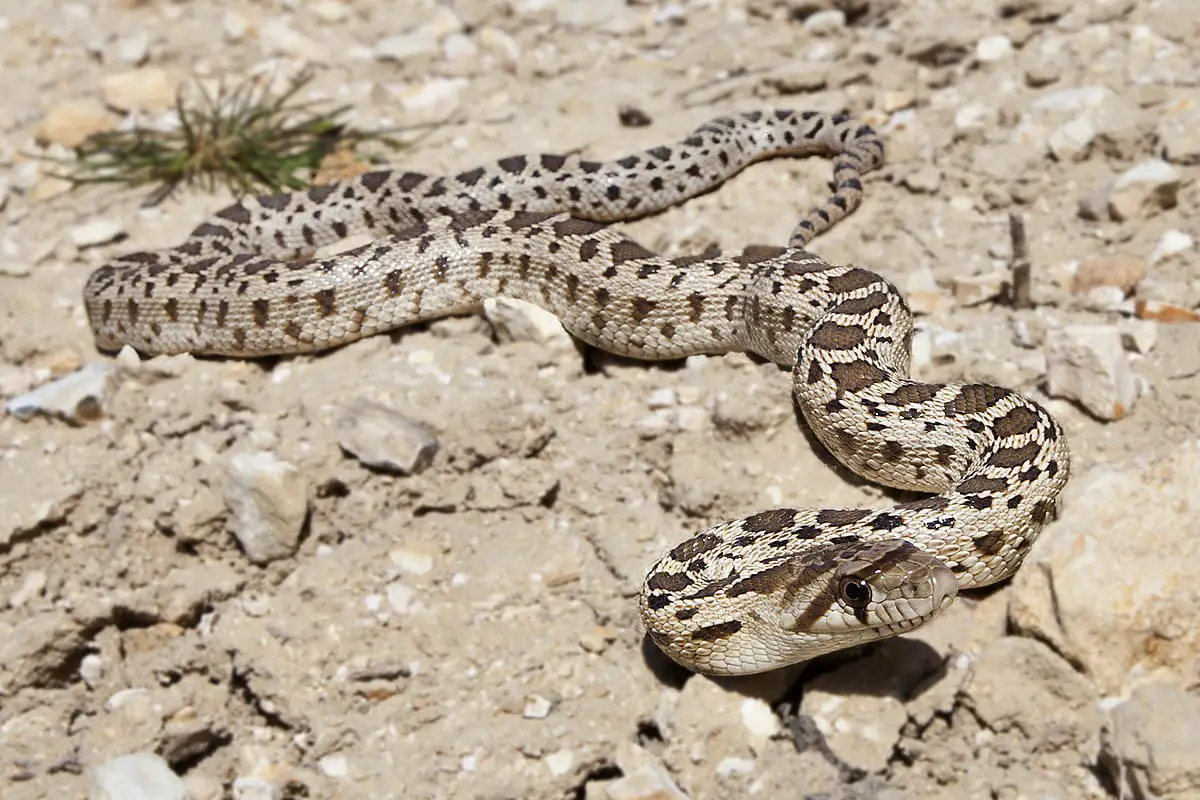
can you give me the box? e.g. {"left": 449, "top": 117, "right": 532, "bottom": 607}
{"left": 82, "top": 109, "right": 1070, "bottom": 676}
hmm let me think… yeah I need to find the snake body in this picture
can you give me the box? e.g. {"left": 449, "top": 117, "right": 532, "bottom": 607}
{"left": 83, "top": 109, "right": 1070, "bottom": 676}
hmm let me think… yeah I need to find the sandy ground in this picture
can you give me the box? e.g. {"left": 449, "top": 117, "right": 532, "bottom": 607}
{"left": 3, "top": 1, "right": 1200, "bottom": 799}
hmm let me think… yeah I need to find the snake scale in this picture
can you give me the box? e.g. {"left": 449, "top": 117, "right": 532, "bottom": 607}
{"left": 84, "top": 109, "right": 1070, "bottom": 676}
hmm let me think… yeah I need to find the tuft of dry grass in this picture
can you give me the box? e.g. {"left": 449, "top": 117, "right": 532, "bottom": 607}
{"left": 56, "top": 69, "right": 424, "bottom": 206}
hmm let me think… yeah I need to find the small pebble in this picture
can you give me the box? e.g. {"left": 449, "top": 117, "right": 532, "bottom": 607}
{"left": 523, "top": 694, "right": 553, "bottom": 719}
{"left": 544, "top": 749, "right": 574, "bottom": 776}
{"left": 803, "top": 10, "right": 845, "bottom": 34}
{"left": 976, "top": 34, "right": 1013, "bottom": 62}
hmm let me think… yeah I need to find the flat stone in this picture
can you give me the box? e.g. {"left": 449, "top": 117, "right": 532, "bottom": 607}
{"left": 1044, "top": 324, "right": 1138, "bottom": 420}
{"left": 1107, "top": 159, "right": 1181, "bottom": 221}
{"left": 1031, "top": 85, "right": 1112, "bottom": 112}
{"left": 101, "top": 68, "right": 180, "bottom": 112}
{"left": 335, "top": 400, "right": 439, "bottom": 476}
{"left": 1048, "top": 116, "right": 1095, "bottom": 160}
{"left": 69, "top": 218, "right": 127, "bottom": 248}
{"left": 483, "top": 297, "right": 572, "bottom": 349}
{"left": 960, "top": 637, "right": 1101, "bottom": 758}
{"left": 36, "top": 97, "right": 119, "bottom": 147}
{"left": 4, "top": 362, "right": 124, "bottom": 424}
{"left": 88, "top": 752, "right": 187, "bottom": 800}
{"left": 1101, "top": 682, "right": 1200, "bottom": 800}
{"left": 1157, "top": 97, "right": 1200, "bottom": 165}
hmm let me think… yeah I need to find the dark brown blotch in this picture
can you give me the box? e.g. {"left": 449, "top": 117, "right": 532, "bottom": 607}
{"left": 808, "top": 321, "right": 866, "bottom": 351}
{"left": 610, "top": 239, "right": 657, "bottom": 265}
{"left": 314, "top": 288, "right": 337, "bottom": 317}
{"left": 992, "top": 405, "right": 1041, "bottom": 438}
{"left": 828, "top": 360, "right": 888, "bottom": 393}
{"left": 742, "top": 508, "right": 797, "bottom": 533}
{"left": 816, "top": 508, "right": 872, "bottom": 526}
{"left": 669, "top": 532, "right": 721, "bottom": 562}
{"left": 690, "top": 620, "right": 743, "bottom": 642}
{"left": 646, "top": 572, "right": 693, "bottom": 592}
{"left": 826, "top": 268, "right": 879, "bottom": 294}
{"left": 945, "top": 384, "right": 1010, "bottom": 416}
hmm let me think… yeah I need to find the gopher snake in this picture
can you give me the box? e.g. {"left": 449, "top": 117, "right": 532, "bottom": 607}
{"left": 83, "top": 109, "right": 1070, "bottom": 676}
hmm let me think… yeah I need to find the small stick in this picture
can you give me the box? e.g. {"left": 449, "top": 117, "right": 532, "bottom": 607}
{"left": 1008, "top": 213, "right": 1032, "bottom": 309}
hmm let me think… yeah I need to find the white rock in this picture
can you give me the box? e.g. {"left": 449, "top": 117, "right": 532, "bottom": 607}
{"left": 374, "top": 31, "right": 440, "bottom": 62}
{"left": 79, "top": 653, "right": 105, "bottom": 688}
{"left": 800, "top": 686, "right": 907, "bottom": 773}
{"left": 605, "top": 765, "right": 689, "bottom": 800}
{"left": 389, "top": 548, "right": 435, "bottom": 575}
{"left": 1118, "top": 320, "right": 1157, "bottom": 354}
{"left": 442, "top": 33, "right": 478, "bottom": 61}
{"left": 1048, "top": 116, "right": 1095, "bottom": 161}
{"left": 523, "top": 694, "right": 553, "bottom": 719}
{"left": 647, "top": 388, "right": 676, "bottom": 409}
{"left": 313, "top": 0, "right": 349, "bottom": 23}
{"left": 1149, "top": 229, "right": 1194, "bottom": 264}
{"left": 804, "top": 10, "right": 845, "bottom": 33}
{"left": 674, "top": 406, "right": 708, "bottom": 432}
{"left": 552, "top": 0, "right": 630, "bottom": 27}
{"left": 1044, "top": 325, "right": 1138, "bottom": 420}
{"left": 385, "top": 582, "right": 418, "bottom": 615}
{"left": 335, "top": 400, "right": 439, "bottom": 475}
{"left": 221, "top": 451, "right": 308, "bottom": 565}
{"left": 0, "top": 177, "right": 9, "bottom": 211}
{"left": 544, "top": 749, "right": 574, "bottom": 776}
{"left": 715, "top": 757, "right": 755, "bottom": 778}
{"left": 88, "top": 752, "right": 187, "bottom": 800}
{"left": 397, "top": 77, "right": 468, "bottom": 113}
{"left": 954, "top": 103, "right": 993, "bottom": 132}
{"left": 116, "top": 32, "right": 150, "bottom": 64}
{"left": 1031, "top": 85, "right": 1112, "bottom": 112}
{"left": 231, "top": 776, "right": 282, "bottom": 800}
{"left": 1107, "top": 159, "right": 1181, "bottom": 221}
{"left": 1082, "top": 285, "right": 1127, "bottom": 312}
{"left": 739, "top": 698, "right": 780, "bottom": 738}
{"left": 317, "top": 755, "right": 348, "bottom": 777}
{"left": 69, "top": 218, "right": 127, "bottom": 248}
{"left": 4, "top": 362, "right": 122, "bottom": 424}
{"left": 484, "top": 297, "right": 572, "bottom": 348}
{"left": 223, "top": 11, "right": 249, "bottom": 41}
{"left": 1101, "top": 682, "right": 1200, "bottom": 800}
{"left": 976, "top": 34, "right": 1013, "bottom": 62}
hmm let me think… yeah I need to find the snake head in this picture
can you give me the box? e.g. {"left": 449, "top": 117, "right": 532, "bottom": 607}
{"left": 779, "top": 539, "right": 958, "bottom": 651}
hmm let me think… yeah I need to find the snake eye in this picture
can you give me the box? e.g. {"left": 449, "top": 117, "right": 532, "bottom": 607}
{"left": 838, "top": 577, "right": 873, "bottom": 611}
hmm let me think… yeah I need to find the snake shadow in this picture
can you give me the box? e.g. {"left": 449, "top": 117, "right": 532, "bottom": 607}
{"left": 640, "top": 631, "right": 949, "bottom": 700}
